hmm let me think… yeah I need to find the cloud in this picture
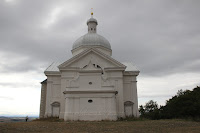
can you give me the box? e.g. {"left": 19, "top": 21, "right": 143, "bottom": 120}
{"left": 138, "top": 72, "right": 200, "bottom": 105}
{"left": 0, "top": 70, "right": 45, "bottom": 116}
{"left": 1, "top": 0, "right": 200, "bottom": 75}
{"left": 0, "top": 0, "right": 200, "bottom": 115}
{"left": 0, "top": 51, "right": 47, "bottom": 73}
{"left": 0, "top": 96, "right": 14, "bottom": 101}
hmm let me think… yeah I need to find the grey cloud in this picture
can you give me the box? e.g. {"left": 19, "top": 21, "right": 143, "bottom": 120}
{"left": 0, "top": 82, "right": 39, "bottom": 89}
{"left": 0, "top": 0, "right": 200, "bottom": 76}
{"left": 139, "top": 94, "right": 172, "bottom": 99}
{"left": 0, "top": 96, "right": 14, "bottom": 101}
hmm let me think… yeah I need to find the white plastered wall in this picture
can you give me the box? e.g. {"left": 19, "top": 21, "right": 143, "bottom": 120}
{"left": 64, "top": 93, "right": 117, "bottom": 121}
{"left": 59, "top": 71, "right": 77, "bottom": 119}
{"left": 60, "top": 50, "right": 125, "bottom": 120}
{"left": 45, "top": 75, "right": 61, "bottom": 117}
{"left": 44, "top": 48, "right": 139, "bottom": 120}
{"left": 123, "top": 74, "right": 139, "bottom": 117}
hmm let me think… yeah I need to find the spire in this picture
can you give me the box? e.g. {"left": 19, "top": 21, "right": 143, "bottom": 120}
{"left": 87, "top": 8, "right": 98, "bottom": 33}
{"left": 91, "top": 8, "right": 93, "bottom": 18}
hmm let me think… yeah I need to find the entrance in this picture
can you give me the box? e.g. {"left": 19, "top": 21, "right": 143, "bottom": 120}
{"left": 124, "top": 101, "right": 134, "bottom": 117}
{"left": 51, "top": 102, "right": 60, "bottom": 117}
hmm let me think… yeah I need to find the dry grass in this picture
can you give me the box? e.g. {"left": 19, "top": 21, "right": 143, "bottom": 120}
{"left": 0, "top": 118, "right": 200, "bottom": 133}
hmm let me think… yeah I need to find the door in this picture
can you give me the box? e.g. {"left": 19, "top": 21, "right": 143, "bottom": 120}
{"left": 124, "top": 101, "right": 134, "bottom": 117}
{"left": 51, "top": 102, "right": 60, "bottom": 117}
{"left": 52, "top": 106, "right": 59, "bottom": 117}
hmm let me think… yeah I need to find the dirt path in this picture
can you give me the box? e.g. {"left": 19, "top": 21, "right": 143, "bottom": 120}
{"left": 0, "top": 119, "right": 200, "bottom": 133}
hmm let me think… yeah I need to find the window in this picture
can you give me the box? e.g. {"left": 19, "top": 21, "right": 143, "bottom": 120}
{"left": 88, "top": 99, "right": 93, "bottom": 103}
{"left": 97, "top": 65, "right": 101, "bottom": 68}
{"left": 83, "top": 65, "right": 87, "bottom": 68}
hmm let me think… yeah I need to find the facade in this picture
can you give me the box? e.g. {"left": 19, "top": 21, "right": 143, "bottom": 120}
{"left": 39, "top": 14, "right": 140, "bottom": 121}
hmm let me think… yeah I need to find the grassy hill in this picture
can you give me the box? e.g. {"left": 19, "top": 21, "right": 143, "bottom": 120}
{"left": 0, "top": 118, "right": 200, "bottom": 133}
{"left": 0, "top": 116, "right": 37, "bottom": 123}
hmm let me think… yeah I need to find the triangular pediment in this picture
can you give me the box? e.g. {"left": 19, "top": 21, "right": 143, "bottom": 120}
{"left": 58, "top": 48, "right": 126, "bottom": 71}
{"left": 82, "top": 61, "right": 101, "bottom": 70}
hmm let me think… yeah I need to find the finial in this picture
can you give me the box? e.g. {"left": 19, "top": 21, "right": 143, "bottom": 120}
{"left": 91, "top": 8, "right": 93, "bottom": 18}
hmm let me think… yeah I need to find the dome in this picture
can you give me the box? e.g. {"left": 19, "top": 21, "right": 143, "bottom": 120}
{"left": 72, "top": 16, "right": 111, "bottom": 51}
{"left": 72, "top": 33, "right": 111, "bottom": 50}
{"left": 87, "top": 18, "right": 98, "bottom": 25}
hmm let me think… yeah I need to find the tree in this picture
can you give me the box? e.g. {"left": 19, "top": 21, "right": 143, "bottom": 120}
{"left": 139, "top": 86, "right": 200, "bottom": 120}
{"left": 160, "top": 86, "right": 200, "bottom": 120}
{"left": 139, "top": 100, "right": 160, "bottom": 120}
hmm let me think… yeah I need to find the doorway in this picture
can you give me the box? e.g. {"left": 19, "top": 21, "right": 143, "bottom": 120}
{"left": 51, "top": 102, "right": 60, "bottom": 117}
{"left": 124, "top": 101, "right": 134, "bottom": 117}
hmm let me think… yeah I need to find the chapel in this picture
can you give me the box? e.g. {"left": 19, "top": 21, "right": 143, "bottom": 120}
{"left": 39, "top": 12, "right": 140, "bottom": 121}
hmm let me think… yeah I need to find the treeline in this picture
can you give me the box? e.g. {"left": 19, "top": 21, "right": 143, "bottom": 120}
{"left": 139, "top": 86, "right": 200, "bottom": 121}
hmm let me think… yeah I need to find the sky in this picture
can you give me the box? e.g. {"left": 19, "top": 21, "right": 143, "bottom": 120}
{"left": 0, "top": 0, "right": 200, "bottom": 117}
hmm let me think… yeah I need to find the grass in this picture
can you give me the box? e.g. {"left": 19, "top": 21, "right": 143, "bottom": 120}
{"left": 34, "top": 117, "right": 64, "bottom": 122}
{"left": 0, "top": 118, "right": 200, "bottom": 133}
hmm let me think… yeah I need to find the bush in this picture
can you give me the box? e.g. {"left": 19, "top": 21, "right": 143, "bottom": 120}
{"left": 139, "top": 86, "right": 200, "bottom": 120}
{"left": 160, "top": 86, "right": 200, "bottom": 119}
{"left": 139, "top": 100, "right": 160, "bottom": 120}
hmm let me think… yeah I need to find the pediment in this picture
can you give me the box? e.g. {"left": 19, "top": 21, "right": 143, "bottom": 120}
{"left": 58, "top": 48, "right": 126, "bottom": 71}
{"left": 82, "top": 61, "right": 101, "bottom": 71}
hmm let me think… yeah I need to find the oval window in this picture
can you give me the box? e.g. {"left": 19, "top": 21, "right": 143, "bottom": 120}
{"left": 88, "top": 99, "right": 93, "bottom": 103}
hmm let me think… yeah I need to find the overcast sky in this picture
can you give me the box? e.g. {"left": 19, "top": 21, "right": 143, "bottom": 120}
{"left": 0, "top": 0, "right": 200, "bottom": 117}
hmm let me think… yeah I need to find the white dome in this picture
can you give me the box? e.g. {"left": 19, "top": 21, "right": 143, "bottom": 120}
{"left": 72, "top": 33, "right": 111, "bottom": 50}
{"left": 87, "top": 18, "right": 98, "bottom": 25}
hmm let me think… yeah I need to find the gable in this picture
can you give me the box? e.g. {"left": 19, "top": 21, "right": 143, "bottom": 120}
{"left": 58, "top": 48, "right": 126, "bottom": 71}
{"left": 82, "top": 61, "right": 102, "bottom": 71}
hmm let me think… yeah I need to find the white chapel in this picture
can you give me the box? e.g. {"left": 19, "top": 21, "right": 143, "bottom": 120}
{"left": 39, "top": 12, "right": 140, "bottom": 121}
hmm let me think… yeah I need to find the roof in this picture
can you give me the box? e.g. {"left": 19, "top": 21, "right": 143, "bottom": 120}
{"left": 122, "top": 62, "right": 139, "bottom": 72}
{"left": 45, "top": 61, "right": 139, "bottom": 72}
{"left": 72, "top": 33, "right": 111, "bottom": 50}
{"left": 45, "top": 62, "right": 61, "bottom": 72}
{"left": 72, "top": 17, "right": 111, "bottom": 50}
{"left": 59, "top": 48, "right": 125, "bottom": 69}
{"left": 87, "top": 17, "right": 98, "bottom": 25}
{"left": 41, "top": 79, "right": 47, "bottom": 84}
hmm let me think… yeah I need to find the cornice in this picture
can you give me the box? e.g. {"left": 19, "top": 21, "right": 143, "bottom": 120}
{"left": 58, "top": 48, "right": 126, "bottom": 69}
{"left": 63, "top": 90, "right": 118, "bottom": 94}
{"left": 44, "top": 71, "right": 61, "bottom": 76}
{"left": 71, "top": 45, "right": 112, "bottom": 53}
{"left": 123, "top": 71, "right": 140, "bottom": 76}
